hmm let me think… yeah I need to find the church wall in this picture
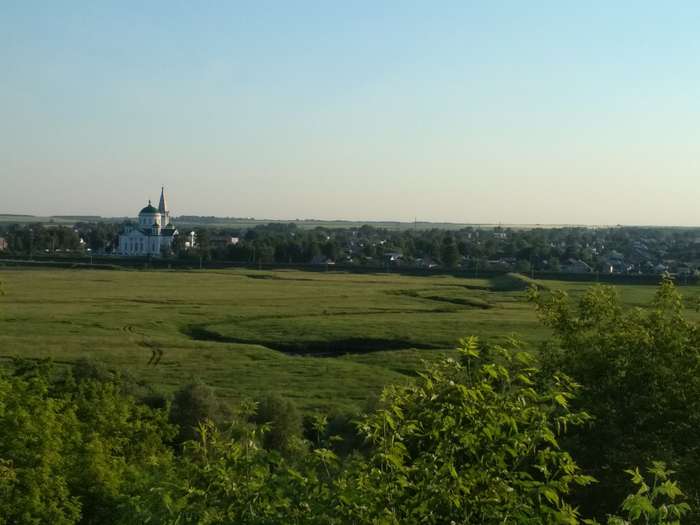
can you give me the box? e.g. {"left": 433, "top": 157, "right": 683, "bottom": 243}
{"left": 117, "top": 232, "right": 176, "bottom": 256}
{"left": 139, "top": 212, "right": 162, "bottom": 228}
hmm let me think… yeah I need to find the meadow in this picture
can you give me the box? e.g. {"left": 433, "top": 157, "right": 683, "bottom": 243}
{"left": 1, "top": 267, "right": 696, "bottom": 413}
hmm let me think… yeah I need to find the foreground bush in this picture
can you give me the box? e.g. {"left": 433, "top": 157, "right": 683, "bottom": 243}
{"left": 127, "top": 338, "right": 598, "bottom": 524}
{"left": 252, "top": 393, "right": 305, "bottom": 456}
{"left": 333, "top": 337, "right": 594, "bottom": 524}
{"left": 531, "top": 279, "right": 700, "bottom": 519}
{"left": 0, "top": 360, "right": 174, "bottom": 524}
{"left": 606, "top": 462, "right": 690, "bottom": 525}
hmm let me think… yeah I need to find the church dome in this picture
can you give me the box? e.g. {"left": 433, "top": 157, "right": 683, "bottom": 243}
{"left": 140, "top": 201, "right": 159, "bottom": 215}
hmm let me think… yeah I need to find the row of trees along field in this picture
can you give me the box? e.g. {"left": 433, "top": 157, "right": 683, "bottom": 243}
{"left": 0, "top": 223, "right": 122, "bottom": 255}
{"left": 4, "top": 222, "right": 700, "bottom": 273}
{"left": 1, "top": 279, "right": 698, "bottom": 524}
{"left": 148, "top": 223, "right": 700, "bottom": 273}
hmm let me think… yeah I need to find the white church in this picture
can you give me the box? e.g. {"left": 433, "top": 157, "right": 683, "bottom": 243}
{"left": 118, "top": 187, "right": 178, "bottom": 256}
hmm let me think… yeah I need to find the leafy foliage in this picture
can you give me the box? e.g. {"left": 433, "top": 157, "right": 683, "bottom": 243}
{"left": 252, "top": 394, "right": 305, "bottom": 456}
{"left": 530, "top": 279, "right": 700, "bottom": 519}
{"left": 0, "top": 362, "right": 81, "bottom": 524}
{"left": 170, "top": 381, "right": 223, "bottom": 443}
{"left": 0, "top": 360, "right": 174, "bottom": 525}
{"left": 333, "top": 336, "right": 595, "bottom": 524}
{"left": 128, "top": 337, "right": 601, "bottom": 524}
{"left": 123, "top": 408, "right": 337, "bottom": 524}
{"left": 606, "top": 462, "right": 690, "bottom": 525}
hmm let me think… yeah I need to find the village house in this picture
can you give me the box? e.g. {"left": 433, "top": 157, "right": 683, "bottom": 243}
{"left": 210, "top": 236, "right": 240, "bottom": 249}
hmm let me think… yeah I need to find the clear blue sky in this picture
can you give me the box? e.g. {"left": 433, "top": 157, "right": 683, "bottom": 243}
{"left": 2, "top": 2, "right": 699, "bottom": 225}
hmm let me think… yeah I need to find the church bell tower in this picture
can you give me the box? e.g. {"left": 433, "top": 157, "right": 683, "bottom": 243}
{"left": 158, "top": 186, "right": 170, "bottom": 225}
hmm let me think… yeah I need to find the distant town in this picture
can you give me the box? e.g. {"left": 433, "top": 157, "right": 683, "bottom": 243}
{"left": 2, "top": 207, "right": 700, "bottom": 277}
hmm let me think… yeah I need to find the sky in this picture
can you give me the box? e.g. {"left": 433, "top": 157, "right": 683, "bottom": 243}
{"left": 1, "top": 1, "right": 699, "bottom": 225}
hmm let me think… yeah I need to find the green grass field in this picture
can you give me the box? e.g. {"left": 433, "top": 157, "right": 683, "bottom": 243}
{"left": 1, "top": 267, "right": 696, "bottom": 413}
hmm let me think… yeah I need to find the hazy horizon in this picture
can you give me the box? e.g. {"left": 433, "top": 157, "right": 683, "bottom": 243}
{"left": 2, "top": 2, "right": 699, "bottom": 226}
{"left": 0, "top": 209, "right": 692, "bottom": 230}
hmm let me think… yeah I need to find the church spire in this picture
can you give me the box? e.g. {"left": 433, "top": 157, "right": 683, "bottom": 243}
{"left": 158, "top": 186, "right": 168, "bottom": 214}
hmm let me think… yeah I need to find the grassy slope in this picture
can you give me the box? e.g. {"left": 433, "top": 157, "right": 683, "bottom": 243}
{"left": 0, "top": 267, "right": 693, "bottom": 412}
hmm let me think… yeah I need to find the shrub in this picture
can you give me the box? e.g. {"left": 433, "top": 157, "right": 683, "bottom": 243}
{"left": 252, "top": 394, "right": 304, "bottom": 456}
{"left": 530, "top": 279, "right": 700, "bottom": 519}
{"left": 0, "top": 360, "right": 174, "bottom": 525}
{"left": 170, "top": 381, "right": 221, "bottom": 443}
{"left": 333, "top": 336, "right": 595, "bottom": 524}
{"left": 606, "top": 462, "right": 690, "bottom": 525}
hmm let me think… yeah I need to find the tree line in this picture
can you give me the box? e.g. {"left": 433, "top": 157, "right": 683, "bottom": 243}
{"left": 4, "top": 222, "right": 700, "bottom": 274}
{"left": 0, "top": 223, "right": 121, "bottom": 256}
{"left": 192, "top": 223, "right": 700, "bottom": 273}
{"left": 1, "top": 280, "right": 698, "bottom": 523}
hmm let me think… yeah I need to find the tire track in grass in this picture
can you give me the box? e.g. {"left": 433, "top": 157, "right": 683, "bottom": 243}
{"left": 121, "top": 324, "right": 165, "bottom": 366}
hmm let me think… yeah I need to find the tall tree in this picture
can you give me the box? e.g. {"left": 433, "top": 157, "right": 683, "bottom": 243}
{"left": 440, "top": 236, "right": 460, "bottom": 268}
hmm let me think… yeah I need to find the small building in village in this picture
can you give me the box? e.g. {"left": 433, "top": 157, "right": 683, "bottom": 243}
{"left": 210, "top": 235, "right": 240, "bottom": 249}
{"left": 118, "top": 187, "right": 178, "bottom": 256}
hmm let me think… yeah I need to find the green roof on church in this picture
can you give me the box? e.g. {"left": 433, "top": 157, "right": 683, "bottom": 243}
{"left": 140, "top": 204, "right": 158, "bottom": 214}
